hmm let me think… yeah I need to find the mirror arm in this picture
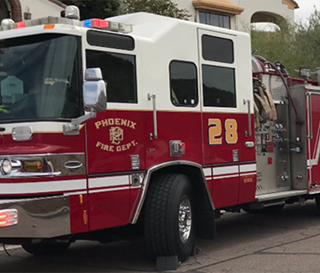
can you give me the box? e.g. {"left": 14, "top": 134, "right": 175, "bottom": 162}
{"left": 63, "top": 111, "right": 97, "bottom": 136}
{"left": 71, "top": 111, "right": 96, "bottom": 125}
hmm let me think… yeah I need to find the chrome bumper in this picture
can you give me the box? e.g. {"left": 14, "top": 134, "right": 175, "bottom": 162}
{"left": 0, "top": 196, "right": 70, "bottom": 238}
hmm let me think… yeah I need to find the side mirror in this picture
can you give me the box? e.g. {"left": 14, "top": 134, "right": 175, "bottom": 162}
{"left": 83, "top": 68, "right": 107, "bottom": 112}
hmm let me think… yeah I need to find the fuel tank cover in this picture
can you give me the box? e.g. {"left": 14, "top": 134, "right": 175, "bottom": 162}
{"left": 12, "top": 126, "right": 33, "bottom": 141}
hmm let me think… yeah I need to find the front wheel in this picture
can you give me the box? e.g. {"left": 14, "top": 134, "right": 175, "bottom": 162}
{"left": 21, "top": 242, "right": 70, "bottom": 255}
{"left": 144, "top": 174, "right": 196, "bottom": 262}
{"left": 315, "top": 196, "right": 320, "bottom": 212}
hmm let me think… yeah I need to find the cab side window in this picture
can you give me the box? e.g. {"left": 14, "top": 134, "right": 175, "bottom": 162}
{"left": 201, "top": 34, "right": 236, "bottom": 108}
{"left": 86, "top": 50, "right": 137, "bottom": 103}
{"left": 170, "top": 61, "right": 198, "bottom": 107}
{"left": 202, "top": 35, "right": 234, "bottom": 63}
{"left": 203, "top": 65, "right": 236, "bottom": 108}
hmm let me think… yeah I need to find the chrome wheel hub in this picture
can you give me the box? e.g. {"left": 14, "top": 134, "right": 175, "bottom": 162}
{"left": 179, "top": 195, "right": 192, "bottom": 243}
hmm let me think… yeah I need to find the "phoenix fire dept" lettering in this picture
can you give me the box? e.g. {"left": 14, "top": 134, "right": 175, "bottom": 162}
{"left": 95, "top": 118, "right": 138, "bottom": 153}
{"left": 95, "top": 118, "right": 136, "bottom": 130}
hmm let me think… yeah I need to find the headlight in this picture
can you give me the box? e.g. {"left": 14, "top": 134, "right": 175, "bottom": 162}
{"left": 1, "top": 159, "right": 12, "bottom": 175}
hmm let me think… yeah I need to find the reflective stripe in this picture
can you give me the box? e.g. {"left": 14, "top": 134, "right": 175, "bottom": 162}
{"left": 203, "top": 167, "right": 212, "bottom": 177}
{"left": 213, "top": 165, "right": 238, "bottom": 176}
{"left": 213, "top": 174, "right": 239, "bottom": 180}
{"left": 89, "top": 186, "right": 131, "bottom": 194}
{"left": 0, "top": 179, "right": 86, "bottom": 195}
{"left": 64, "top": 191, "right": 87, "bottom": 196}
{"left": 240, "top": 164, "right": 257, "bottom": 173}
{"left": 88, "top": 175, "right": 129, "bottom": 189}
{"left": 240, "top": 172, "right": 256, "bottom": 177}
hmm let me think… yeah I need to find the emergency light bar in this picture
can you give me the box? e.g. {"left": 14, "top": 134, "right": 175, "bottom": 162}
{"left": 0, "top": 5, "right": 132, "bottom": 33}
{"left": 83, "top": 19, "right": 132, "bottom": 33}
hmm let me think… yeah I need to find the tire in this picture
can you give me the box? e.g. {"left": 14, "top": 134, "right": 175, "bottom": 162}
{"left": 243, "top": 204, "right": 284, "bottom": 214}
{"left": 21, "top": 242, "right": 70, "bottom": 255}
{"left": 144, "top": 174, "right": 196, "bottom": 262}
{"left": 315, "top": 196, "right": 320, "bottom": 212}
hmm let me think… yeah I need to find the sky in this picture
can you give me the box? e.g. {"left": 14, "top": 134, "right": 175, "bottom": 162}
{"left": 295, "top": 0, "right": 320, "bottom": 23}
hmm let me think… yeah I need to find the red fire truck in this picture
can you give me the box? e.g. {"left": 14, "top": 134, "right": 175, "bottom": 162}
{"left": 0, "top": 5, "right": 319, "bottom": 267}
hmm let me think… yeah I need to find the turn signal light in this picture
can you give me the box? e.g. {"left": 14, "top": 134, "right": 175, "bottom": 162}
{"left": 83, "top": 210, "right": 88, "bottom": 225}
{"left": 24, "top": 161, "right": 42, "bottom": 172}
{"left": 79, "top": 194, "right": 83, "bottom": 205}
{"left": 44, "top": 24, "right": 55, "bottom": 29}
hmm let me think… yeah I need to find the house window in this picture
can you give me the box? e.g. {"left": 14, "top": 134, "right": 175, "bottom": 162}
{"left": 199, "top": 11, "right": 230, "bottom": 29}
{"left": 0, "top": 1, "right": 9, "bottom": 22}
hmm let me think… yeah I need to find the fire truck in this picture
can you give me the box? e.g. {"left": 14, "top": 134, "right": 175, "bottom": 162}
{"left": 0, "top": 5, "right": 319, "bottom": 267}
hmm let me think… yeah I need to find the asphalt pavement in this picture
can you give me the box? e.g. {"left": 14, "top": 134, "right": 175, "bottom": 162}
{"left": 1, "top": 201, "right": 320, "bottom": 273}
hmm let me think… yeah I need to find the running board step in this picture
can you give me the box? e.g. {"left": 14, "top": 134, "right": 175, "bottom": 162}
{"left": 255, "top": 190, "right": 308, "bottom": 202}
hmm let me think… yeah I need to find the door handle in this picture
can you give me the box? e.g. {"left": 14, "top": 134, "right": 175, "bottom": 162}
{"left": 243, "top": 99, "right": 252, "bottom": 137}
{"left": 64, "top": 161, "right": 83, "bottom": 170}
{"left": 148, "top": 93, "right": 158, "bottom": 140}
{"left": 245, "top": 141, "right": 255, "bottom": 148}
{"left": 307, "top": 93, "right": 313, "bottom": 139}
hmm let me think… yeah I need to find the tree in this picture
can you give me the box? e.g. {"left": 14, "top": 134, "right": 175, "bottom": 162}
{"left": 62, "top": 0, "right": 120, "bottom": 19}
{"left": 251, "top": 8, "right": 320, "bottom": 79}
{"left": 120, "top": 0, "right": 190, "bottom": 20}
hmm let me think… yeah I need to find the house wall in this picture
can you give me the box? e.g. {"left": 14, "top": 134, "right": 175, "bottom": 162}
{"left": 173, "top": 0, "right": 296, "bottom": 31}
{"left": 231, "top": 0, "right": 295, "bottom": 31}
{"left": 19, "top": 0, "right": 64, "bottom": 21}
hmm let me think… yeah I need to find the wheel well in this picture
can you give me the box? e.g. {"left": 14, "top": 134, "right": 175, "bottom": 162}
{"left": 140, "top": 164, "right": 216, "bottom": 239}
{"left": 150, "top": 165, "right": 213, "bottom": 210}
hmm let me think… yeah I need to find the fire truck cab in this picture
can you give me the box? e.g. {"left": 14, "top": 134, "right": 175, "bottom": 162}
{"left": 0, "top": 5, "right": 319, "bottom": 267}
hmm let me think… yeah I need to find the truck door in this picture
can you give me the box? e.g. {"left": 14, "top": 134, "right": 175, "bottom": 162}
{"left": 198, "top": 29, "right": 256, "bottom": 208}
{"left": 84, "top": 35, "right": 145, "bottom": 231}
{"left": 306, "top": 87, "right": 320, "bottom": 192}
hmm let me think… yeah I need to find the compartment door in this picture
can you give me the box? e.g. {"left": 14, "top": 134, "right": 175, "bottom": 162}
{"left": 307, "top": 89, "right": 320, "bottom": 191}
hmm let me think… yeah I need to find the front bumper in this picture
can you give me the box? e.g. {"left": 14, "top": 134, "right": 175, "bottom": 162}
{"left": 0, "top": 196, "right": 70, "bottom": 238}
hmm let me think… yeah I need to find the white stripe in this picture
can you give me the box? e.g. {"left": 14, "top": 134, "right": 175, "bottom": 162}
{"left": 240, "top": 164, "right": 257, "bottom": 173}
{"left": 240, "top": 172, "right": 256, "bottom": 177}
{"left": 213, "top": 174, "right": 239, "bottom": 180}
{"left": 203, "top": 168, "right": 212, "bottom": 177}
{"left": 213, "top": 166, "right": 238, "bottom": 176}
{"left": 0, "top": 179, "right": 86, "bottom": 195}
{"left": 308, "top": 159, "right": 317, "bottom": 166}
{"left": 89, "top": 186, "right": 130, "bottom": 194}
{"left": 89, "top": 175, "right": 129, "bottom": 189}
{"left": 64, "top": 191, "right": 87, "bottom": 196}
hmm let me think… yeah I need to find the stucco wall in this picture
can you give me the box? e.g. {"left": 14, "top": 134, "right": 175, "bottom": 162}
{"left": 174, "top": 0, "right": 196, "bottom": 21}
{"left": 230, "top": 0, "right": 295, "bottom": 31}
{"left": 172, "top": 0, "right": 295, "bottom": 31}
{"left": 19, "top": 0, "right": 64, "bottom": 21}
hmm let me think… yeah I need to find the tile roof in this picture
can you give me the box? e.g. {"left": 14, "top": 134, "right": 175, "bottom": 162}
{"left": 289, "top": 0, "right": 299, "bottom": 9}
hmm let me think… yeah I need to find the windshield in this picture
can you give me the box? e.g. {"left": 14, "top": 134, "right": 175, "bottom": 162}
{"left": 0, "top": 34, "right": 82, "bottom": 122}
